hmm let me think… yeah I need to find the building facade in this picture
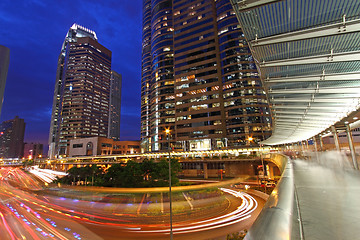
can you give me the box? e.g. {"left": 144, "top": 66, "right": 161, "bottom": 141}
{"left": 49, "top": 24, "right": 112, "bottom": 158}
{"left": 141, "top": 0, "right": 271, "bottom": 152}
{"left": 68, "top": 136, "right": 140, "bottom": 157}
{"left": 108, "top": 71, "right": 122, "bottom": 140}
{"left": 23, "top": 143, "right": 43, "bottom": 160}
{"left": 0, "top": 116, "right": 25, "bottom": 159}
{"left": 0, "top": 45, "right": 9, "bottom": 117}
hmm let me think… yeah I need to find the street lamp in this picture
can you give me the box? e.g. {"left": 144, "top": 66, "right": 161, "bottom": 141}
{"left": 165, "top": 128, "right": 173, "bottom": 240}
{"left": 259, "top": 144, "right": 267, "bottom": 193}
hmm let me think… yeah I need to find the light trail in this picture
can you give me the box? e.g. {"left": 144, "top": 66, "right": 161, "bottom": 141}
{"left": 0, "top": 211, "right": 17, "bottom": 240}
{"left": 0, "top": 167, "right": 260, "bottom": 239}
{"left": 28, "top": 166, "right": 67, "bottom": 184}
{"left": 136, "top": 188, "right": 258, "bottom": 234}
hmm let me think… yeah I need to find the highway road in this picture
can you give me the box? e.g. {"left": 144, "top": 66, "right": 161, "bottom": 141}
{"left": 0, "top": 167, "right": 265, "bottom": 240}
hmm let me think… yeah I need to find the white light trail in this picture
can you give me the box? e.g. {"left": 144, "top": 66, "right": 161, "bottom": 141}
{"left": 136, "top": 188, "right": 258, "bottom": 234}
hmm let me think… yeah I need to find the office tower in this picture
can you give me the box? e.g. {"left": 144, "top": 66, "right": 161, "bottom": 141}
{"left": 141, "top": 0, "right": 271, "bottom": 152}
{"left": 0, "top": 45, "right": 9, "bottom": 117}
{"left": 108, "top": 71, "right": 122, "bottom": 140}
{"left": 0, "top": 116, "right": 25, "bottom": 159}
{"left": 48, "top": 24, "right": 112, "bottom": 158}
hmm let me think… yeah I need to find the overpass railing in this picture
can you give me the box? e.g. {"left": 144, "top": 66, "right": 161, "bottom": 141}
{"left": 245, "top": 153, "right": 303, "bottom": 240}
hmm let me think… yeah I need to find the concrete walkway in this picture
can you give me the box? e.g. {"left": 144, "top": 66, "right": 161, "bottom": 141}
{"left": 293, "top": 158, "right": 360, "bottom": 240}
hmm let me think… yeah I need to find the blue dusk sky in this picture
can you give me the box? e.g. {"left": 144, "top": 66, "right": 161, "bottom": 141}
{"left": 0, "top": 0, "right": 143, "bottom": 149}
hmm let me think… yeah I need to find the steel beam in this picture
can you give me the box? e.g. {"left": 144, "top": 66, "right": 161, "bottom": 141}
{"left": 274, "top": 120, "right": 339, "bottom": 126}
{"left": 251, "top": 19, "right": 360, "bottom": 46}
{"left": 273, "top": 124, "right": 325, "bottom": 129}
{"left": 265, "top": 72, "right": 360, "bottom": 84}
{"left": 274, "top": 124, "right": 333, "bottom": 129}
{"left": 275, "top": 121, "right": 334, "bottom": 126}
{"left": 273, "top": 109, "right": 345, "bottom": 114}
{"left": 273, "top": 115, "right": 337, "bottom": 120}
{"left": 274, "top": 117, "right": 340, "bottom": 123}
{"left": 269, "top": 86, "right": 360, "bottom": 94}
{"left": 272, "top": 105, "right": 352, "bottom": 110}
{"left": 272, "top": 98, "right": 357, "bottom": 103}
{"left": 270, "top": 93, "right": 360, "bottom": 100}
{"left": 260, "top": 51, "right": 360, "bottom": 67}
{"left": 231, "top": 0, "right": 281, "bottom": 11}
{"left": 273, "top": 110, "right": 349, "bottom": 115}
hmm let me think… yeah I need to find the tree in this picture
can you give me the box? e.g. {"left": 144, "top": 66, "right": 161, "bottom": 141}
{"left": 56, "top": 159, "right": 182, "bottom": 188}
{"left": 121, "top": 160, "right": 143, "bottom": 187}
{"left": 66, "top": 167, "right": 82, "bottom": 185}
{"left": 141, "top": 159, "right": 156, "bottom": 182}
{"left": 150, "top": 158, "right": 181, "bottom": 187}
{"left": 154, "top": 159, "right": 169, "bottom": 182}
{"left": 170, "top": 158, "right": 181, "bottom": 185}
{"left": 23, "top": 159, "right": 34, "bottom": 167}
{"left": 226, "top": 230, "right": 247, "bottom": 240}
{"left": 83, "top": 165, "right": 103, "bottom": 186}
{"left": 103, "top": 164, "right": 124, "bottom": 187}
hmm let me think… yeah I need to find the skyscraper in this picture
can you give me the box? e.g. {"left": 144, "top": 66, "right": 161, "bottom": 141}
{"left": 0, "top": 116, "right": 25, "bottom": 159}
{"left": 48, "top": 24, "right": 112, "bottom": 158}
{"left": 108, "top": 70, "right": 122, "bottom": 140}
{"left": 141, "top": 0, "right": 271, "bottom": 152}
{"left": 0, "top": 45, "right": 9, "bottom": 117}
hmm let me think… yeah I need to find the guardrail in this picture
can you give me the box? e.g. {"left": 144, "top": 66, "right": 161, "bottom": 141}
{"left": 245, "top": 153, "right": 303, "bottom": 240}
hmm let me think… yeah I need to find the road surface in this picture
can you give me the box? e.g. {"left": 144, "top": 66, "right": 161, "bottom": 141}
{"left": 0, "top": 167, "right": 266, "bottom": 239}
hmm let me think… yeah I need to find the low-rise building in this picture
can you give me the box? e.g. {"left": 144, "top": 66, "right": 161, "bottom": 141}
{"left": 68, "top": 136, "right": 140, "bottom": 157}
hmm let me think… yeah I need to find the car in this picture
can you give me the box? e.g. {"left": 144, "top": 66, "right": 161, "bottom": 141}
{"left": 260, "top": 181, "right": 276, "bottom": 188}
{"left": 265, "top": 182, "right": 276, "bottom": 187}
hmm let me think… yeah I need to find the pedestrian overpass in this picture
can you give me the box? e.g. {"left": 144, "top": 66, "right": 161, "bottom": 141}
{"left": 230, "top": 0, "right": 360, "bottom": 239}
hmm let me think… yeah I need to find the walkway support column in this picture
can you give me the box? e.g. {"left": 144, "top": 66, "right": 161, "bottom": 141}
{"left": 313, "top": 136, "right": 319, "bottom": 162}
{"left": 318, "top": 135, "right": 324, "bottom": 151}
{"left": 300, "top": 141, "right": 305, "bottom": 152}
{"left": 331, "top": 126, "right": 341, "bottom": 152}
{"left": 203, "top": 162, "right": 208, "bottom": 179}
{"left": 312, "top": 137, "right": 318, "bottom": 151}
{"left": 345, "top": 123, "right": 359, "bottom": 170}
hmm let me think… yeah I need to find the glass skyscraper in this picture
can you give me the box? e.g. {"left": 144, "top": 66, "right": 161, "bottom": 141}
{"left": 0, "top": 45, "right": 9, "bottom": 117}
{"left": 141, "top": 0, "right": 271, "bottom": 152}
{"left": 0, "top": 116, "right": 25, "bottom": 159}
{"left": 48, "top": 24, "right": 112, "bottom": 158}
{"left": 108, "top": 70, "right": 122, "bottom": 141}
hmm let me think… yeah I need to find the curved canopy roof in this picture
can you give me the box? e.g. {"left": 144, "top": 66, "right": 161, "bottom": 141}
{"left": 231, "top": 0, "right": 360, "bottom": 145}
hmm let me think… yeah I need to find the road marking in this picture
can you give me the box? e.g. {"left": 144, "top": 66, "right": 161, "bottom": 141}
{"left": 136, "top": 194, "right": 146, "bottom": 215}
{"left": 160, "top": 192, "right": 164, "bottom": 213}
{"left": 182, "top": 192, "right": 193, "bottom": 210}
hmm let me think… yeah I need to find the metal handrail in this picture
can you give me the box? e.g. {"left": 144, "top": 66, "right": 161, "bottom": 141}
{"left": 245, "top": 153, "right": 300, "bottom": 240}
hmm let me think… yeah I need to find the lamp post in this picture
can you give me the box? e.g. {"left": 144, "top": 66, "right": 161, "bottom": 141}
{"left": 259, "top": 143, "right": 267, "bottom": 193}
{"left": 165, "top": 128, "right": 173, "bottom": 240}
